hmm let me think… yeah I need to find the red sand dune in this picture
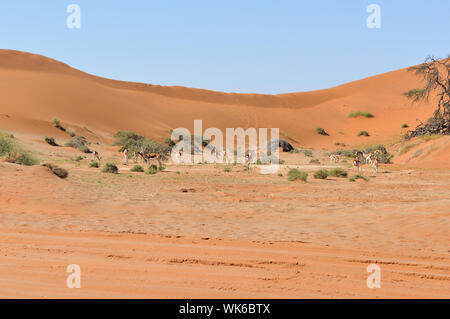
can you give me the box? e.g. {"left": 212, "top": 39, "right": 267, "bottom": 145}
{"left": 0, "top": 49, "right": 438, "bottom": 148}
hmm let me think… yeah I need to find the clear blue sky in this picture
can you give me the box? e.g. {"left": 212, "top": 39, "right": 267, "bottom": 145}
{"left": 1, "top": 1, "right": 449, "bottom": 94}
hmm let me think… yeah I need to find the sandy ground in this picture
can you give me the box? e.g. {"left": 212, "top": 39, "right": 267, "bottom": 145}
{"left": 0, "top": 150, "right": 449, "bottom": 298}
{"left": 0, "top": 50, "right": 449, "bottom": 298}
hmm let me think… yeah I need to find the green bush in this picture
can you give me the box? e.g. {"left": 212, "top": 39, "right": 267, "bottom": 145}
{"left": 309, "top": 159, "right": 320, "bottom": 164}
{"left": 401, "top": 123, "right": 409, "bottom": 128}
{"left": 287, "top": 169, "right": 308, "bottom": 182}
{"left": 131, "top": 165, "right": 144, "bottom": 172}
{"left": 158, "top": 165, "right": 166, "bottom": 171}
{"left": 347, "top": 111, "right": 374, "bottom": 118}
{"left": 316, "top": 127, "right": 328, "bottom": 135}
{"left": 65, "top": 136, "right": 90, "bottom": 153}
{"left": 328, "top": 168, "right": 348, "bottom": 178}
{"left": 102, "top": 163, "right": 119, "bottom": 174}
{"left": 146, "top": 164, "right": 158, "bottom": 175}
{"left": 349, "top": 174, "right": 369, "bottom": 182}
{"left": 74, "top": 155, "right": 84, "bottom": 162}
{"left": 89, "top": 161, "right": 99, "bottom": 168}
{"left": 44, "top": 136, "right": 58, "bottom": 146}
{"left": 313, "top": 169, "right": 329, "bottom": 179}
{"left": 1, "top": 135, "right": 38, "bottom": 166}
{"left": 67, "top": 128, "right": 76, "bottom": 137}
{"left": 52, "top": 118, "right": 61, "bottom": 127}
{"left": 224, "top": 166, "right": 232, "bottom": 173}
{"left": 357, "top": 130, "right": 370, "bottom": 137}
{"left": 52, "top": 118, "right": 65, "bottom": 131}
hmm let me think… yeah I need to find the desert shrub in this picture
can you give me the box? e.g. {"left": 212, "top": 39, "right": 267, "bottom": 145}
{"left": 309, "top": 159, "right": 320, "bottom": 164}
{"left": 89, "top": 160, "right": 99, "bottom": 168}
{"left": 334, "top": 142, "right": 346, "bottom": 147}
{"left": 146, "top": 164, "right": 158, "bottom": 175}
{"left": 313, "top": 169, "right": 329, "bottom": 179}
{"left": 176, "top": 171, "right": 181, "bottom": 175}
{"left": 1, "top": 136, "right": 38, "bottom": 166}
{"left": 287, "top": 168, "right": 308, "bottom": 182}
{"left": 347, "top": 111, "right": 374, "bottom": 118}
{"left": 6, "top": 148, "right": 39, "bottom": 166}
{"left": 42, "top": 163, "right": 69, "bottom": 179}
{"left": 44, "top": 136, "right": 58, "bottom": 146}
{"left": 74, "top": 155, "right": 84, "bottom": 162}
{"left": 52, "top": 118, "right": 65, "bottom": 131}
{"left": 52, "top": 118, "right": 61, "bottom": 127}
{"left": 357, "top": 130, "right": 370, "bottom": 136}
{"left": 67, "top": 128, "right": 76, "bottom": 137}
{"left": 65, "top": 136, "right": 90, "bottom": 153}
{"left": 278, "top": 173, "right": 283, "bottom": 177}
{"left": 224, "top": 166, "right": 232, "bottom": 173}
{"left": 158, "top": 165, "right": 166, "bottom": 171}
{"left": 328, "top": 168, "right": 348, "bottom": 178}
{"left": 130, "top": 164, "right": 144, "bottom": 172}
{"left": 291, "top": 148, "right": 313, "bottom": 157}
{"left": 0, "top": 135, "right": 14, "bottom": 156}
{"left": 316, "top": 127, "right": 329, "bottom": 135}
{"left": 349, "top": 174, "right": 369, "bottom": 182}
{"left": 401, "top": 123, "right": 409, "bottom": 128}
{"left": 102, "top": 163, "right": 119, "bottom": 174}
{"left": 114, "top": 131, "right": 145, "bottom": 151}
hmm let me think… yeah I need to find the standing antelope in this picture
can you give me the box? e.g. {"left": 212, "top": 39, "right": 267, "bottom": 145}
{"left": 329, "top": 154, "right": 340, "bottom": 163}
{"left": 123, "top": 148, "right": 130, "bottom": 164}
{"left": 352, "top": 158, "right": 361, "bottom": 172}
{"left": 365, "top": 153, "right": 375, "bottom": 165}
{"left": 372, "top": 158, "right": 379, "bottom": 174}
{"left": 93, "top": 150, "right": 101, "bottom": 163}
{"left": 143, "top": 153, "right": 163, "bottom": 168}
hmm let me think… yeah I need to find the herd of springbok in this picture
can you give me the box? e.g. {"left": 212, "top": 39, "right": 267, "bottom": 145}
{"left": 93, "top": 147, "right": 381, "bottom": 175}
{"left": 330, "top": 150, "right": 381, "bottom": 174}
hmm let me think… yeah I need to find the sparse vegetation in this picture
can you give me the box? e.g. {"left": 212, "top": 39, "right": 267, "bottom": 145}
{"left": 102, "top": 163, "right": 119, "bottom": 174}
{"left": 67, "top": 128, "right": 76, "bottom": 137}
{"left": 0, "top": 135, "right": 38, "bottom": 166}
{"left": 316, "top": 127, "right": 329, "bottom": 136}
{"left": 44, "top": 136, "right": 58, "bottom": 146}
{"left": 401, "top": 123, "right": 409, "bottom": 128}
{"left": 224, "top": 166, "right": 232, "bottom": 173}
{"left": 89, "top": 160, "right": 99, "bottom": 168}
{"left": 52, "top": 118, "right": 65, "bottom": 131}
{"left": 349, "top": 174, "right": 369, "bottom": 182}
{"left": 146, "top": 164, "right": 158, "bottom": 175}
{"left": 347, "top": 111, "right": 374, "bottom": 118}
{"left": 309, "top": 159, "right": 320, "bottom": 164}
{"left": 313, "top": 169, "right": 329, "bottom": 179}
{"left": 114, "top": 130, "right": 170, "bottom": 159}
{"left": 130, "top": 164, "right": 144, "bottom": 172}
{"left": 158, "top": 165, "right": 166, "bottom": 171}
{"left": 291, "top": 148, "right": 313, "bottom": 157}
{"left": 74, "top": 155, "right": 84, "bottom": 162}
{"left": 328, "top": 168, "right": 348, "bottom": 178}
{"left": 42, "top": 163, "right": 69, "bottom": 179}
{"left": 278, "top": 173, "right": 283, "bottom": 177}
{"left": 65, "top": 136, "right": 90, "bottom": 153}
{"left": 287, "top": 169, "right": 308, "bottom": 182}
{"left": 357, "top": 130, "right": 370, "bottom": 136}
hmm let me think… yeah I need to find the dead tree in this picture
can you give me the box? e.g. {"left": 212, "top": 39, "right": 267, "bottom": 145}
{"left": 404, "top": 55, "right": 450, "bottom": 139}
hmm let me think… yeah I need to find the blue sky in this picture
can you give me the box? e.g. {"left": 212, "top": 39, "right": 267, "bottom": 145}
{"left": 1, "top": 1, "right": 449, "bottom": 94}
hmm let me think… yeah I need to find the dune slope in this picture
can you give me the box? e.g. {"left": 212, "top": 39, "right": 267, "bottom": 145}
{"left": 0, "top": 49, "right": 438, "bottom": 148}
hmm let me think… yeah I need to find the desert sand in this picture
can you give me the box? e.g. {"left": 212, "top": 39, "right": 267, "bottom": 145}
{"left": 0, "top": 50, "right": 449, "bottom": 298}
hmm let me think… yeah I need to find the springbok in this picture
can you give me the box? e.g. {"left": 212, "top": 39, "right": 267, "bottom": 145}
{"left": 123, "top": 148, "right": 130, "bottom": 164}
{"left": 142, "top": 153, "right": 163, "bottom": 168}
{"left": 93, "top": 150, "right": 101, "bottom": 163}
{"left": 329, "top": 154, "right": 340, "bottom": 163}
{"left": 372, "top": 158, "right": 379, "bottom": 174}
{"left": 352, "top": 157, "right": 361, "bottom": 172}
{"left": 365, "top": 153, "right": 375, "bottom": 165}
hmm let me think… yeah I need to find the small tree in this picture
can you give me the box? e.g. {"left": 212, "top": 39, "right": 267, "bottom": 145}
{"left": 404, "top": 55, "right": 450, "bottom": 138}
